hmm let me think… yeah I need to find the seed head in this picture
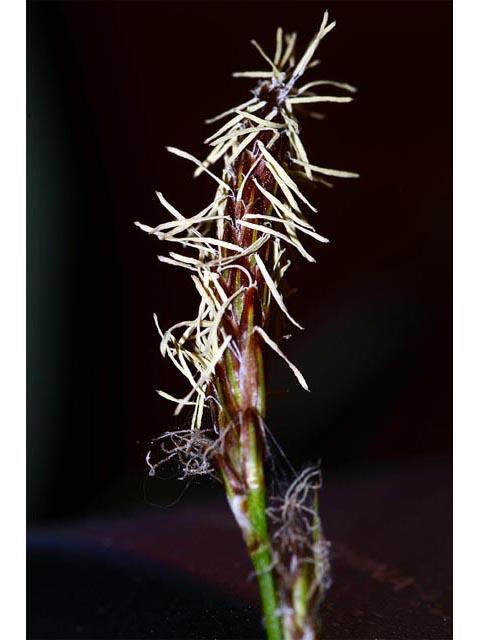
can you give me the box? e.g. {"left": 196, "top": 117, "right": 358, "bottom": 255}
{"left": 136, "top": 10, "right": 358, "bottom": 434}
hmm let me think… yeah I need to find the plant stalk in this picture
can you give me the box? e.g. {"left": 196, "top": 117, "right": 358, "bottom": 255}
{"left": 244, "top": 413, "right": 283, "bottom": 640}
{"left": 138, "top": 13, "right": 355, "bottom": 639}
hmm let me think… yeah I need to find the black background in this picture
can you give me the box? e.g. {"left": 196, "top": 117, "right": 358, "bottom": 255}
{"left": 27, "top": 0, "right": 452, "bottom": 525}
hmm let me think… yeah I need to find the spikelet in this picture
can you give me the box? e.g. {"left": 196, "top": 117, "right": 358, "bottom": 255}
{"left": 136, "top": 10, "right": 357, "bottom": 433}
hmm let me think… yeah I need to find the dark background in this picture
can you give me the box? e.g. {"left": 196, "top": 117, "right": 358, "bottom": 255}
{"left": 27, "top": 0, "right": 451, "bottom": 524}
{"left": 27, "top": 2, "right": 452, "bottom": 638}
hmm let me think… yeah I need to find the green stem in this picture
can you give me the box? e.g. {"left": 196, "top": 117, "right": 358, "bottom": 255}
{"left": 248, "top": 482, "right": 283, "bottom": 640}
{"left": 245, "top": 416, "right": 283, "bottom": 640}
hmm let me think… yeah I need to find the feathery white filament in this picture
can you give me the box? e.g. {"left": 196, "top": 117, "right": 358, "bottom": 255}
{"left": 137, "top": 11, "right": 357, "bottom": 427}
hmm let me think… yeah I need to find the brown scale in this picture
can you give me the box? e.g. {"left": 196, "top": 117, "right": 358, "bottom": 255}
{"left": 206, "top": 85, "right": 292, "bottom": 497}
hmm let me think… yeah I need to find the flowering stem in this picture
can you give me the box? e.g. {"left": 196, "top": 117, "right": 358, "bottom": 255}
{"left": 219, "top": 291, "right": 282, "bottom": 637}
{"left": 244, "top": 414, "right": 283, "bottom": 640}
{"left": 138, "top": 11, "right": 357, "bottom": 639}
{"left": 249, "top": 496, "right": 282, "bottom": 640}
{"left": 220, "top": 428, "right": 282, "bottom": 639}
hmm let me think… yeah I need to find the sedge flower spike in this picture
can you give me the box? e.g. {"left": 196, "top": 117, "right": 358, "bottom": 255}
{"left": 137, "top": 11, "right": 357, "bottom": 640}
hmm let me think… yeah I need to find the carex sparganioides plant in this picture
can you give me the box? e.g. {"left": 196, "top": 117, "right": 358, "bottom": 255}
{"left": 137, "top": 11, "right": 357, "bottom": 640}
